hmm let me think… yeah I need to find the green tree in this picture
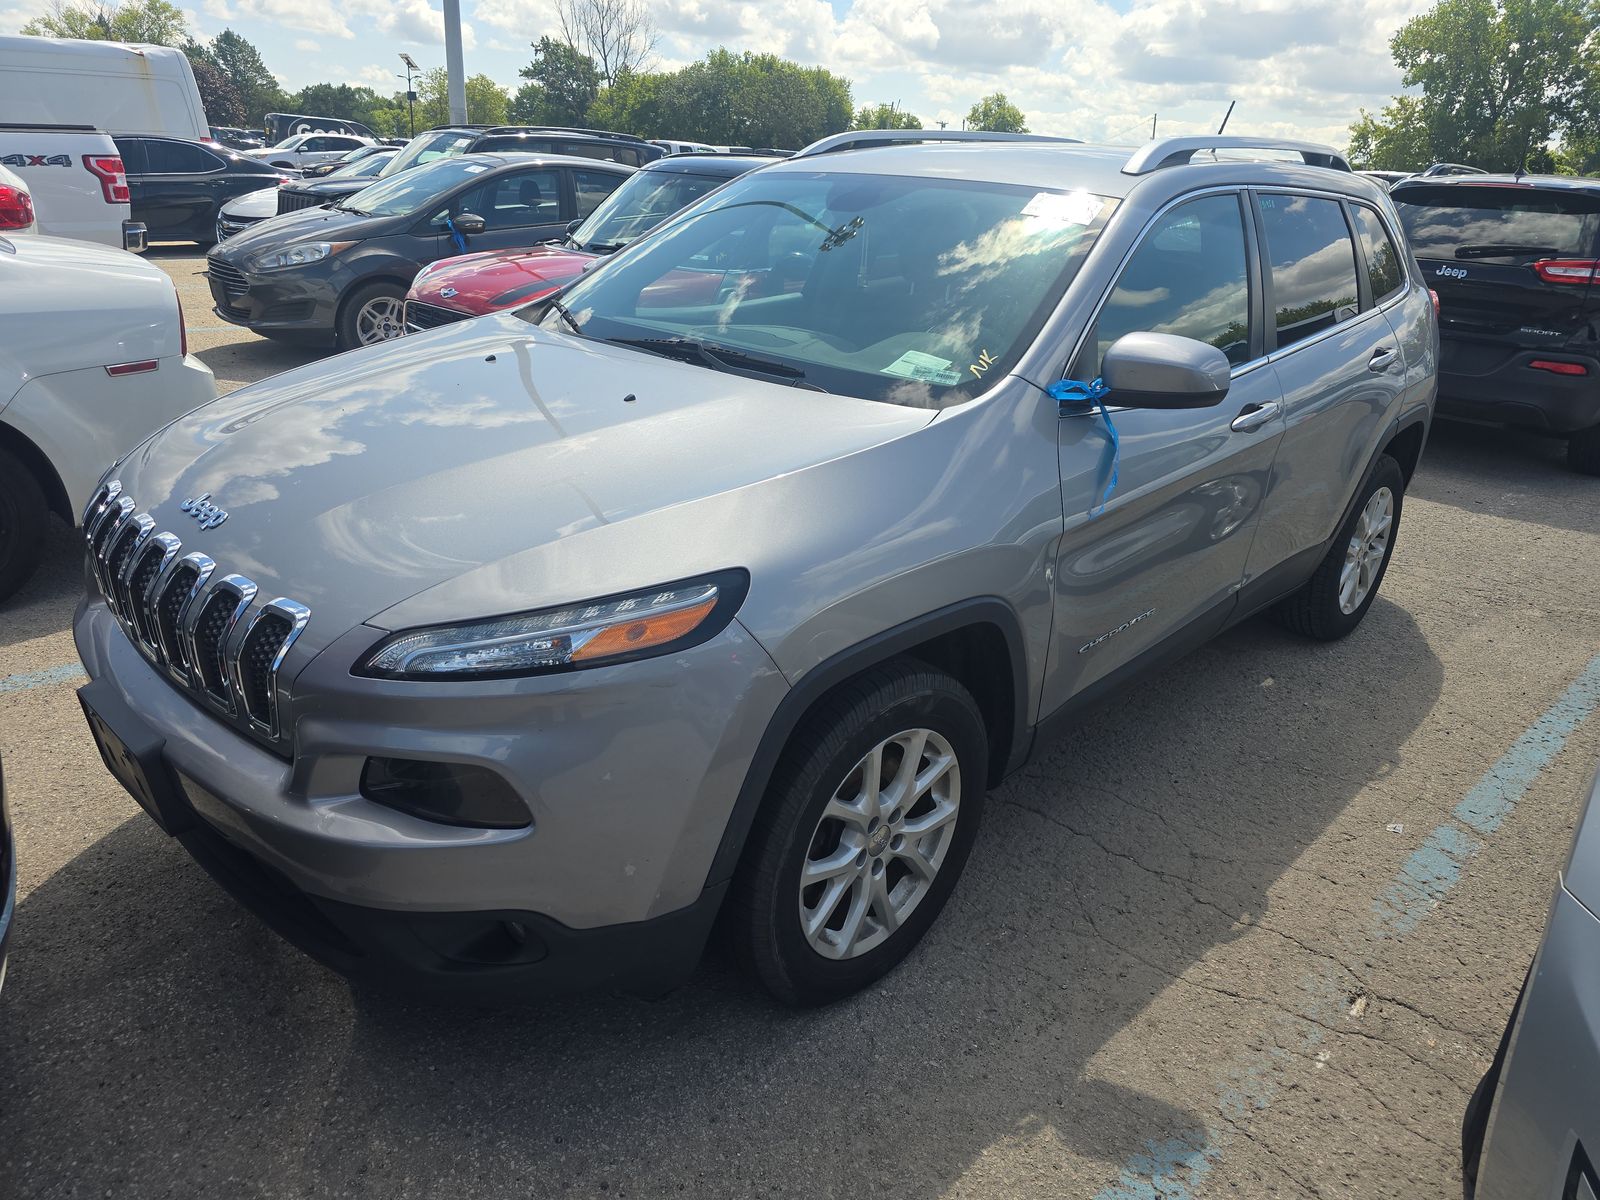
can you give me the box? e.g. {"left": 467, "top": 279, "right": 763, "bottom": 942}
{"left": 852, "top": 102, "right": 921, "bottom": 131}
{"left": 21, "top": 0, "right": 188, "bottom": 43}
{"left": 512, "top": 36, "right": 601, "bottom": 126}
{"left": 208, "top": 29, "right": 283, "bottom": 125}
{"left": 1350, "top": 0, "right": 1600, "bottom": 172}
{"left": 1347, "top": 96, "right": 1432, "bottom": 170}
{"left": 966, "top": 92, "right": 1028, "bottom": 133}
{"left": 184, "top": 54, "right": 244, "bottom": 124}
{"left": 285, "top": 83, "right": 383, "bottom": 123}
{"left": 413, "top": 68, "right": 508, "bottom": 128}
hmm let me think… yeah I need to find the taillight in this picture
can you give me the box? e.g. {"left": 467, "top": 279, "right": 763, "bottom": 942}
{"left": 0, "top": 184, "right": 33, "bottom": 229}
{"left": 83, "top": 154, "right": 130, "bottom": 203}
{"left": 1529, "top": 359, "right": 1588, "bottom": 376}
{"left": 1531, "top": 259, "right": 1600, "bottom": 285}
{"left": 1429, "top": 288, "right": 1440, "bottom": 318}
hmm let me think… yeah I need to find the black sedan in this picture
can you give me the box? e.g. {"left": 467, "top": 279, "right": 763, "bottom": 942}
{"left": 207, "top": 153, "right": 633, "bottom": 348}
{"left": 113, "top": 135, "right": 291, "bottom": 247}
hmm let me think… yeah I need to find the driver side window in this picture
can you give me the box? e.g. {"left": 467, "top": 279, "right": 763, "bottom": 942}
{"left": 1077, "top": 193, "right": 1253, "bottom": 377}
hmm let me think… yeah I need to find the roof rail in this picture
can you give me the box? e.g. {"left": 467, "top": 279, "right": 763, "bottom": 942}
{"left": 793, "top": 129, "right": 1080, "bottom": 159}
{"left": 1122, "top": 136, "right": 1351, "bottom": 175}
{"left": 479, "top": 125, "right": 651, "bottom": 144}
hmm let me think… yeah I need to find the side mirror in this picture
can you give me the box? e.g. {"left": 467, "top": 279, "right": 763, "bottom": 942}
{"left": 1101, "top": 332, "right": 1231, "bottom": 409}
{"left": 565, "top": 218, "right": 583, "bottom": 235}
{"left": 452, "top": 212, "right": 487, "bottom": 236}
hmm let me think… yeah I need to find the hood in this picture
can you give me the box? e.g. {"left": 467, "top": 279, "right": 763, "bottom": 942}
{"left": 1, "top": 234, "right": 179, "bottom": 396}
{"left": 300, "top": 178, "right": 372, "bottom": 200}
{"left": 221, "top": 186, "right": 281, "bottom": 219}
{"left": 213, "top": 204, "right": 390, "bottom": 260}
{"left": 412, "top": 244, "right": 598, "bottom": 314}
{"left": 114, "top": 313, "right": 932, "bottom": 653}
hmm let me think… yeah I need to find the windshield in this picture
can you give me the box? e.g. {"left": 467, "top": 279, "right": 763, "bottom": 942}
{"left": 328, "top": 151, "right": 391, "bottom": 180}
{"left": 572, "top": 168, "right": 739, "bottom": 251}
{"left": 534, "top": 170, "right": 1115, "bottom": 407}
{"left": 272, "top": 134, "right": 305, "bottom": 149}
{"left": 341, "top": 156, "right": 492, "bottom": 217}
{"left": 1393, "top": 184, "right": 1600, "bottom": 261}
{"left": 376, "top": 129, "right": 478, "bottom": 179}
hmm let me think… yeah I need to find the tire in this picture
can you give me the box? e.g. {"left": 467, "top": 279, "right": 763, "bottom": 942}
{"left": 336, "top": 281, "right": 408, "bottom": 350}
{"left": 726, "top": 658, "right": 989, "bottom": 1006}
{"left": 1568, "top": 425, "right": 1600, "bottom": 476}
{"left": 0, "top": 447, "right": 48, "bottom": 603}
{"left": 1274, "top": 454, "right": 1406, "bottom": 641}
{"left": 1461, "top": 968, "right": 1528, "bottom": 1197}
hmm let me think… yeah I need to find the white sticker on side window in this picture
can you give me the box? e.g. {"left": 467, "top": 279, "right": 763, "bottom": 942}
{"left": 882, "top": 350, "right": 962, "bottom": 386}
{"left": 1022, "top": 190, "right": 1101, "bottom": 227}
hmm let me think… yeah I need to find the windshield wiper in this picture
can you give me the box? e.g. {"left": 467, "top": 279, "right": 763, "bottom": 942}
{"left": 332, "top": 202, "right": 367, "bottom": 215}
{"left": 606, "top": 336, "right": 826, "bottom": 390}
{"left": 1454, "top": 243, "right": 1564, "bottom": 259}
{"left": 547, "top": 297, "right": 584, "bottom": 336}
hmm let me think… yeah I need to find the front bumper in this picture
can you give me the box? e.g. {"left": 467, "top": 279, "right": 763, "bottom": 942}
{"left": 1436, "top": 340, "right": 1600, "bottom": 435}
{"left": 73, "top": 596, "right": 787, "bottom": 999}
{"left": 206, "top": 256, "right": 338, "bottom": 340}
{"left": 1475, "top": 883, "right": 1600, "bottom": 1198}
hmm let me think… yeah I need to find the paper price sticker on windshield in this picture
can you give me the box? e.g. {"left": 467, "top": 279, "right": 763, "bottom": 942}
{"left": 882, "top": 350, "right": 962, "bottom": 386}
{"left": 1022, "top": 190, "right": 1101, "bottom": 227}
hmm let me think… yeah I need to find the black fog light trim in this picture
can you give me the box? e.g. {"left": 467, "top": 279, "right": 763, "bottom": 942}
{"left": 360, "top": 757, "right": 532, "bottom": 830}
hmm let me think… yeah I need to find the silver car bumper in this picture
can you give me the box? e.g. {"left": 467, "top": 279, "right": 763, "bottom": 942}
{"left": 74, "top": 596, "right": 788, "bottom": 996}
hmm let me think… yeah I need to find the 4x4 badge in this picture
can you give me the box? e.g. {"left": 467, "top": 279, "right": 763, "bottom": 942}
{"left": 179, "top": 493, "right": 229, "bottom": 530}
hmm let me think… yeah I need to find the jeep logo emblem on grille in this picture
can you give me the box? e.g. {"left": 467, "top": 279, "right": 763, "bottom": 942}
{"left": 179, "top": 493, "right": 229, "bottom": 530}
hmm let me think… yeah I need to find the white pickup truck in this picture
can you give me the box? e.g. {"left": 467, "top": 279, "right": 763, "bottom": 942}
{"left": 0, "top": 233, "right": 214, "bottom": 600}
{"left": 0, "top": 123, "right": 146, "bottom": 250}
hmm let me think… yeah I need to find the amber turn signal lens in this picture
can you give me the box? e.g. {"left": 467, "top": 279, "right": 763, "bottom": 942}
{"left": 571, "top": 597, "right": 718, "bottom": 662}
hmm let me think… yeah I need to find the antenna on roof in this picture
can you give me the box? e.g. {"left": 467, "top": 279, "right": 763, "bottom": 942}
{"left": 1217, "top": 100, "right": 1236, "bottom": 135}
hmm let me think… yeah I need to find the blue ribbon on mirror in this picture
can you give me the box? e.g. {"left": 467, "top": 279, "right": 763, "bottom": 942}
{"left": 1047, "top": 376, "right": 1119, "bottom": 518}
{"left": 443, "top": 215, "right": 467, "bottom": 254}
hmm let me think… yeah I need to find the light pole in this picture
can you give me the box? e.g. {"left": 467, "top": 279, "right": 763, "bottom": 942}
{"left": 442, "top": 0, "right": 467, "bottom": 124}
{"left": 398, "top": 52, "right": 418, "bottom": 137}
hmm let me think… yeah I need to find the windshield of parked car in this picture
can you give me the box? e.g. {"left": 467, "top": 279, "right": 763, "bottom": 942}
{"left": 531, "top": 170, "right": 1116, "bottom": 407}
{"left": 271, "top": 134, "right": 306, "bottom": 149}
{"left": 1393, "top": 184, "right": 1600, "bottom": 261}
{"left": 375, "top": 129, "right": 479, "bottom": 179}
{"left": 328, "top": 150, "right": 394, "bottom": 180}
{"left": 571, "top": 167, "right": 742, "bottom": 252}
{"left": 340, "top": 155, "right": 492, "bottom": 217}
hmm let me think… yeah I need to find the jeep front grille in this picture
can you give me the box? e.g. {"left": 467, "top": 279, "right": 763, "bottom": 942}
{"left": 81, "top": 480, "right": 310, "bottom": 743}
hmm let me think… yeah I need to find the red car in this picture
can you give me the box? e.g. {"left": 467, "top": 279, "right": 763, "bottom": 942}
{"left": 405, "top": 153, "right": 776, "bottom": 333}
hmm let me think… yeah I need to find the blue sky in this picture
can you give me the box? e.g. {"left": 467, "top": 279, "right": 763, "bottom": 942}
{"left": 5, "top": 0, "right": 1429, "bottom": 147}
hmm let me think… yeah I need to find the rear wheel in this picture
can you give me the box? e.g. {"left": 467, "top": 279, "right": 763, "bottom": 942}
{"left": 0, "top": 447, "right": 48, "bottom": 603}
{"left": 1274, "top": 454, "right": 1405, "bottom": 641}
{"left": 1568, "top": 425, "right": 1600, "bottom": 476}
{"left": 727, "top": 659, "right": 988, "bottom": 1006}
{"left": 337, "top": 281, "right": 408, "bottom": 350}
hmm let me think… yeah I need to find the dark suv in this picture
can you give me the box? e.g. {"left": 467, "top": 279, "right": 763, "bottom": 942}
{"left": 1391, "top": 174, "right": 1600, "bottom": 473}
{"left": 113, "top": 135, "right": 289, "bottom": 247}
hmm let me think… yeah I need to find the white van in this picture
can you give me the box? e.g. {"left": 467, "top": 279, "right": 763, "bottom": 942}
{"left": 0, "top": 36, "right": 207, "bottom": 141}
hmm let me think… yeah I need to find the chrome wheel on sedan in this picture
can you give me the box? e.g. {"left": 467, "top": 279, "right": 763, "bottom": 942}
{"left": 354, "top": 296, "right": 406, "bottom": 344}
{"left": 798, "top": 727, "right": 961, "bottom": 960}
{"left": 1339, "top": 486, "right": 1394, "bottom": 614}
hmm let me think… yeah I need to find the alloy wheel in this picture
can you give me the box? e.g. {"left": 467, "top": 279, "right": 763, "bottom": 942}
{"left": 797, "top": 727, "right": 961, "bottom": 960}
{"left": 1339, "top": 485, "right": 1394, "bottom": 614}
{"left": 355, "top": 296, "right": 406, "bottom": 344}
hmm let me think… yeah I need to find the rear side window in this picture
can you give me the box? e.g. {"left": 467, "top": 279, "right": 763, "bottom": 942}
{"left": 1258, "top": 194, "right": 1360, "bottom": 349}
{"left": 1352, "top": 205, "right": 1405, "bottom": 303}
{"left": 1084, "top": 192, "right": 1252, "bottom": 372}
{"left": 113, "top": 137, "right": 148, "bottom": 174}
{"left": 145, "top": 139, "right": 223, "bottom": 173}
{"left": 557, "top": 141, "right": 639, "bottom": 166}
{"left": 1391, "top": 183, "right": 1600, "bottom": 261}
{"left": 572, "top": 167, "right": 625, "bottom": 217}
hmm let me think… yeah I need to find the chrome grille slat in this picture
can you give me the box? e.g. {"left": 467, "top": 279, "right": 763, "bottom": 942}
{"left": 83, "top": 485, "right": 309, "bottom": 750}
{"left": 206, "top": 256, "right": 248, "bottom": 300}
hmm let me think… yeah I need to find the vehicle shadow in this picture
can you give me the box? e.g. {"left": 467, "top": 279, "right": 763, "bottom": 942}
{"left": 0, "top": 598, "right": 1443, "bottom": 1198}
{"left": 0, "top": 523, "right": 83, "bottom": 649}
{"left": 1409, "top": 419, "right": 1597, "bottom": 536}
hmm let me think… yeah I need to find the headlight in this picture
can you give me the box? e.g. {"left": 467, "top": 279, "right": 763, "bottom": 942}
{"left": 357, "top": 570, "right": 749, "bottom": 679}
{"left": 249, "top": 241, "right": 351, "bottom": 271}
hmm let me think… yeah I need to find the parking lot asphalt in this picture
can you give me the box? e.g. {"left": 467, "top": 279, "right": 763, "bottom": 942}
{"left": 2, "top": 249, "right": 1599, "bottom": 1199}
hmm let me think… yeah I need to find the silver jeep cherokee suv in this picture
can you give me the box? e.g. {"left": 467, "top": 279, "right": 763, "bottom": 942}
{"left": 75, "top": 133, "right": 1436, "bottom": 1006}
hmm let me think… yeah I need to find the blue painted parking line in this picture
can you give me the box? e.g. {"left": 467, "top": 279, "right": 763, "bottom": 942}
{"left": 0, "top": 662, "right": 85, "bottom": 694}
{"left": 1096, "top": 652, "right": 1600, "bottom": 1198}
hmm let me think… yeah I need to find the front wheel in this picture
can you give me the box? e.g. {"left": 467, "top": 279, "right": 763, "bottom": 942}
{"left": 0, "top": 447, "right": 48, "bottom": 603}
{"left": 336, "top": 281, "right": 408, "bottom": 349}
{"left": 727, "top": 659, "right": 988, "bottom": 1006}
{"left": 1274, "top": 454, "right": 1406, "bottom": 641}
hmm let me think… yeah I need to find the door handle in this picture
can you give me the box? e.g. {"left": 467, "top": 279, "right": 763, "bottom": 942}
{"left": 1230, "top": 400, "right": 1280, "bottom": 433}
{"left": 1369, "top": 346, "right": 1398, "bottom": 371}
